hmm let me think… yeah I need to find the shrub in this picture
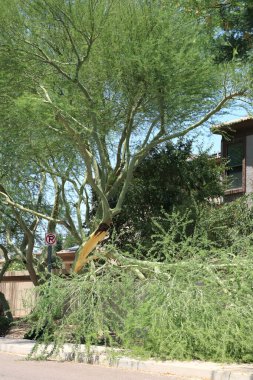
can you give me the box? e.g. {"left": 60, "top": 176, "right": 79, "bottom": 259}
{"left": 25, "top": 255, "right": 253, "bottom": 362}
{"left": 24, "top": 196, "right": 253, "bottom": 362}
{"left": 0, "top": 292, "right": 13, "bottom": 336}
{"left": 0, "top": 316, "right": 10, "bottom": 336}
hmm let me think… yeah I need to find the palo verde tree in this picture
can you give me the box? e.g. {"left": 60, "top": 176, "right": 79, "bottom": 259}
{"left": 0, "top": 0, "right": 248, "bottom": 274}
{"left": 0, "top": 86, "right": 85, "bottom": 283}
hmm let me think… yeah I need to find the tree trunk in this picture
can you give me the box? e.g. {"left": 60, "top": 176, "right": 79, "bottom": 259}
{"left": 73, "top": 222, "right": 110, "bottom": 273}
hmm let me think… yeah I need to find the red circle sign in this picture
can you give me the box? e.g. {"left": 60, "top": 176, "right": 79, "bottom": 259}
{"left": 45, "top": 233, "right": 57, "bottom": 246}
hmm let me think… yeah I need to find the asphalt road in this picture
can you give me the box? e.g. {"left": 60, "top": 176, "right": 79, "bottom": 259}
{"left": 0, "top": 352, "right": 187, "bottom": 380}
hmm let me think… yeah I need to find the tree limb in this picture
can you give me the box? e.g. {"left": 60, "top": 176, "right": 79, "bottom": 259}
{"left": 137, "top": 90, "right": 247, "bottom": 164}
{"left": 61, "top": 180, "right": 82, "bottom": 244}
{"left": 0, "top": 191, "right": 68, "bottom": 227}
{"left": 0, "top": 245, "right": 11, "bottom": 282}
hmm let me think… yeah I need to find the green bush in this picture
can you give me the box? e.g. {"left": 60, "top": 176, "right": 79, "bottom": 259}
{"left": 25, "top": 258, "right": 253, "bottom": 362}
{"left": 0, "top": 316, "right": 10, "bottom": 336}
{"left": 0, "top": 292, "right": 12, "bottom": 336}
{"left": 148, "top": 195, "right": 253, "bottom": 262}
{"left": 24, "top": 196, "right": 253, "bottom": 362}
{"left": 122, "top": 258, "right": 253, "bottom": 362}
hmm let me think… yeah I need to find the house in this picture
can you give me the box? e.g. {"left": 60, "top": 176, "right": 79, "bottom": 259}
{"left": 213, "top": 116, "right": 253, "bottom": 201}
{"left": 56, "top": 246, "right": 78, "bottom": 272}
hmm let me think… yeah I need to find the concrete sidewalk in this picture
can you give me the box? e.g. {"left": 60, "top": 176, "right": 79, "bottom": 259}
{"left": 1, "top": 338, "right": 253, "bottom": 380}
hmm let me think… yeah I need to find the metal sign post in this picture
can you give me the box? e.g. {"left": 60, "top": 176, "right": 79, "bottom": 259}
{"left": 45, "top": 233, "right": 57, "bottom": 273}
{"left": 47, "top": 245, "right": 52, "bottom": 273}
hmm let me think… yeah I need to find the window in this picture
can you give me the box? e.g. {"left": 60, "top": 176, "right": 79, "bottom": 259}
{"left": 226, "top": 141, "right": 244, "bottom": 190}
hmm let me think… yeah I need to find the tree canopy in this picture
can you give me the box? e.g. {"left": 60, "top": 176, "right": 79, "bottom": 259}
{"left": 0, "top": 0, "right": 248, "bottom": 276}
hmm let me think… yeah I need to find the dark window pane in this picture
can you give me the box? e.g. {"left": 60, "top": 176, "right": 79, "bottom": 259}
{"left": 227, "top": 167, "right": 242, "bottom": 188}
{"left": 227, "top": 143, "right": 243, "bottom": 167}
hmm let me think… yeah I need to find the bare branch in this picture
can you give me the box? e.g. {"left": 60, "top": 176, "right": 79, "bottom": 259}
{"left": 47, "top": 177, "right": 62, "bottom": 234}
{"left": 115, "top": 93, "right": 145, "bottom": 173}
{"left": 61, "top": 180, "right": 82, "bottom": 244}
{"left": 24, "top": 39, "right": 93, "bottom": 102}
{"left": 0, "top": 245, "right": 11, "bottom": 282}
{"left": 52, "top": 111, "right": 111, "bottom": 222}
{"left": 112, "top": 157, "right": 136, "bottom": 216}
{"left": 137, "top": 91, "right": 247, "bottom": 162}
{"left": 6, "top": 228, "right": 38, "bottom": 286}
{"left": 75, "top": 176, "right": 89, "bottom": 239}
{"left": 6, "top": 230, "right": 24, "bottom": 260}
{"left": 58, "top": 17, "right": 81, "bottom": 62}
{"left": 40, "top": 87, "right": 92, "bottom": 134}
{"left": 111, "top": 91, "right": 247, "bottom": 214}
{"left": 0, "top": 191, "right": 67, "bottom": 227}
{"left": 40, "top": 85, "right": 52, "bottom": 103}
{"left": 141, "top": 117, "right": 160, "bottom": 148}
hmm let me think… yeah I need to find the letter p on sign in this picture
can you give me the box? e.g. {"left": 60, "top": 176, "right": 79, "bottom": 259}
{"left": 45, "top": 233, "right": 57, "bottom": 246}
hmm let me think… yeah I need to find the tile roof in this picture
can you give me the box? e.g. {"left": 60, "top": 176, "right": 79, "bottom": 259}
{"left": 213, "top": 116, "right": 253, "bottom": 132}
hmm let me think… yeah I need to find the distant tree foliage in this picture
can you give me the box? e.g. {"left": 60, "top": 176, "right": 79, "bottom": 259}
{"left": 112, "top": 141, "right": 225, "bottom": 246}
{"left": 213, "top": 1, "right": 253, "bottom": 62}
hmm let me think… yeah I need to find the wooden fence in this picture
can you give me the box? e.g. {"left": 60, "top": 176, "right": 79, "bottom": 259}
{"left": 0, "top": 271, "right": 35, "bottom": 317}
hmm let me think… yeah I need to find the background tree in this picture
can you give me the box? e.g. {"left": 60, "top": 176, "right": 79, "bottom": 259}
{"left": 111, "top": 140, "right": 225, "bottom": 248}
{"left": 0, "top": 0, "right": 247, "bottom": 274}
{"left": 182, "top": 0, "right": 253, "bottom": 62}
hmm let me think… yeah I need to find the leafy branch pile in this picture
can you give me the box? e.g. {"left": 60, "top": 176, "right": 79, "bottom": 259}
{"left": 25, "top": 196, "right": 253, "bottom": 362}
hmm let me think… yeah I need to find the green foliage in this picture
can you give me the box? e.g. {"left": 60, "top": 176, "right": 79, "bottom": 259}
{"left": 212, "top": 1, "right": 253, "bottom": 63}
{"left": 24, "top": 197, "right": 253, "bottom": 362}
{"left": 62, "top": 234, "right": 80, "bottom": 249}
{"left": 148, "top": 195, "right": 253, "bottom": 262}
{"left": 24, "top": 269, "right": 137, "bottom": 349}
{"left": 8, "top": 261, "right": 26, "bottom": 271}
{"left": 0, "top": 291, "right": 13, "bottom": 336}
{"left": 0, "top": 316, "right": 10, "bottom": 337}
{"left": 123, "top": 256, "right": 253, "bottom": 362}
{"left": 113, "top": 141, "right": 225, "bottom": 247}
{"left": 181, "top": 0, "right": 253, "bottom": 62}
{"left": 54, "top": 234, "right": 63, "bottom": 253}
{"left": 0, "top": 0, "right": 247, "bottom": 273}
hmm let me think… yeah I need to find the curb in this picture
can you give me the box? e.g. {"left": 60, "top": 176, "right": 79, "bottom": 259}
{"left": 1, "top": 338, "right": 253, "bottom": 380}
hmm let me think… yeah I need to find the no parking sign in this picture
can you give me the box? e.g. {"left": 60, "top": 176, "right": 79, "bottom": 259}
{"left": 45, "top": 233, "right": 57, "bottom": 246}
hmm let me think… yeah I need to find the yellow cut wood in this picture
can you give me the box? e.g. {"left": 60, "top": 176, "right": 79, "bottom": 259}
{"left": 73, "top": 224, "right": 110, "bottom": 273}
